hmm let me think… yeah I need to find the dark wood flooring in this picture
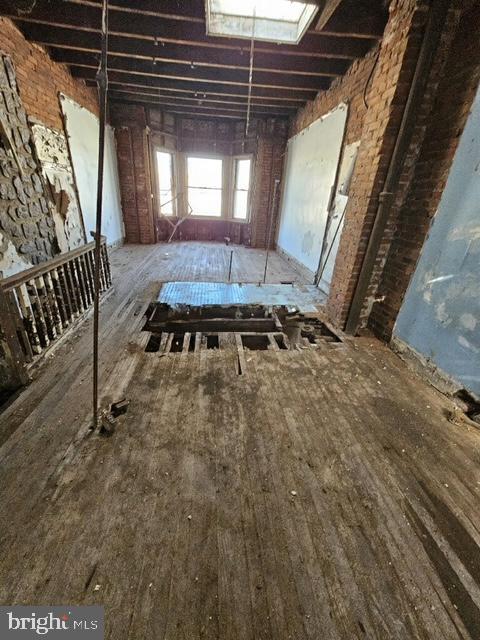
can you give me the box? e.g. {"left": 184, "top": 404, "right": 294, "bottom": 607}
{"left": 1, "top": 242, "right": 479, "bottom": 639}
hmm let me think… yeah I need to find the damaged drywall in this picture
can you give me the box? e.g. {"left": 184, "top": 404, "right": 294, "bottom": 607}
{"left": 30, "top": 122, "right": 85, "bottom": 253}
{"left": 394, "top": 84, "right": 480, "bottom": 397}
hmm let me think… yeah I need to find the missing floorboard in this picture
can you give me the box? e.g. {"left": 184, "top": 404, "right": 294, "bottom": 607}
{"left": 143, "top": 302, "right": 343, "bottom": 354}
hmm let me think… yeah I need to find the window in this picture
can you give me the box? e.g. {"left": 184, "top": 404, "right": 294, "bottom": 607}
{"left": 206, "top": 0, "right": 318, "bottom": 44}
{"left": 233, "top": 158, "right": 252, "bottom": 220}
{"left": 156, "top": 150, "right": 174, "bottom": 215}
{"left": 187, "top": 156, "right": 223, "bottom": 217}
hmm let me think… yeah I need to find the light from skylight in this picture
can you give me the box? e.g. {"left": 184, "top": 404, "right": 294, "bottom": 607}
{"left": 206, "top": 0, "right": 318, "bottom": 44}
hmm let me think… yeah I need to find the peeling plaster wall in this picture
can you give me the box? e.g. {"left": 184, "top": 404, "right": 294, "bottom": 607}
{"left": 60, "top": 96, "right": 124, "bottom": 246}
{"left": 0, "top": 54, "right": 57, "bottom": 279}
{"left": 394, "top": 84, "right": 480, "bottom": 397}
{"left": 31, "top": 123, "right": 86, "bottom": 253}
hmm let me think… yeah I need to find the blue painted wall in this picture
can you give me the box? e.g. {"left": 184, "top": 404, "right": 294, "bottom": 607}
{"left": 394, "top": 85, "right": 480, "bottom": 396}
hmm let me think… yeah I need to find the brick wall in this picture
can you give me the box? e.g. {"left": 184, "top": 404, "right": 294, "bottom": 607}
{"left": 110, "top": 102, "right": 287, "bottom": 247}
{"left": 368, "top": 1, "right": 480, "bottom": 340}
{"left": 324, "top": 0, "right": 429, "bottom": 329}
{"left": 0, "top": 55, "right": 56, "bottom": 268}
{"left": 291, "top": 49, "right": 379, "bottom": 148}
{"left": 251, "top": 136, "right": 285, "bottom": 249}
{"left": 0, "top": 18, "right": 98, "bottom": 130}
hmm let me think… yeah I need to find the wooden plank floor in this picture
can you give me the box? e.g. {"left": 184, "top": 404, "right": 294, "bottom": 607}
{"left": 1, "top": 242, "right": 480, "bottom": 639}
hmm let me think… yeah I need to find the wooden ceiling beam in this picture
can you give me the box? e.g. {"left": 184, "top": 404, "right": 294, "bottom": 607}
{"left": 106, "top": 88, "right": 299, "bottom": 111}
{"left": 63, "top": 0, "right": 385, "bottom": 39}
{"left": 6, "top": 9, "right": 373, "bottom": 60}
{"left": 49, "top": 50, "right": 333, "bottom": 90}
{"left": 315, "top": 0, "right": 345, "bottom": 32}
{"left": 108, "top": 93, "right": 292, "bottom": 117}
{"left": 68, "top": 62, "right": 327, "bottom": 96}
{"left": 109, "top": 97, "right": 283, "bottom": 121}
{"left": 19, "top": 24, "right": 351, "bottom": 75}
{"left": 84, "top": 79, "right": 306, "bottom": 105}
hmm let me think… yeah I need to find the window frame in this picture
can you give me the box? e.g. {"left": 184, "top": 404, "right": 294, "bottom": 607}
{"left": 150, "top": 146, "right": 254, "bottom": 223}
{"left": 153, "top": 146, "right": 177, "bottom": 218}
{"left": 185, "top": 152, "right": 226, "bottom": 220}
{"left": 231, "top": 154, "right": 254, "bottom": 222}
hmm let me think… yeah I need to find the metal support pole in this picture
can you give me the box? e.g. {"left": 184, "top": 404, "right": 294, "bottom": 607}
{"left": 228, "top": 250, "right": 233, "bottom": 282}
{"left": 263, "top": 179, "right": 280, "bottom": 284}
{"left": 92, "top": 0, "right": 109, "bottom": 429}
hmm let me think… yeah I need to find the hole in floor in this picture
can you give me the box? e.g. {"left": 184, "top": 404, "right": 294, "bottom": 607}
{"left": 206, "top": 334, "right": 219, "bottom": 350}
{"left": 453, "top": 389, "right": 480, "bottom": 424}
{"left": 143, "top": 302, "right": 343, "bottom": 354}
{"left": 145, "top": 334, "right": 162, "bottom": 352}
{"left": 170, "top": 334, "right": 184, "bottom": 352}
{"left": 241, "top": 334, "right": 270, "bottom": 351}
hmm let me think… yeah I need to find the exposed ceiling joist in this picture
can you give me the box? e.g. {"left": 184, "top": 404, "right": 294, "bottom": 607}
{"left": 108, "top": 93, "right": 293, "bottom": 117}
{"left": 44, "top": 42, "right": 348, "bottom": 83}
{"left": 1, "top": 0, "right": 387, "bottom": 120}
{"left": 49, "top": 51, "right": 334, "bottom": 91}
{"left": 315, "top": 0, "right": 345, "bottom": 32}
{"left": 106, "top": 88, "right": 299, "bottom": 111}
{"left": 64, "top": 0, "right": 384, "bottom": 39}
{"left": 77, "top": 69, "right": 318, "bottom": 102}
{"left": 21, "top": 26, "right": 350, "bottom": 76}
{"left": 6, "top": 12, "right": 374, "bottom": 60}
{"left": 70, "top": 63, "right": 325, "bottom": 95}
{"left": 85, "top": 79, "right": 306, "bottom": 106}
{"left": 110, "top": 97, "right": 274, "bottom": 121}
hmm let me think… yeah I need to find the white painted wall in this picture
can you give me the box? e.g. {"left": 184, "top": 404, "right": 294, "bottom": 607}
{"left": 277, "top": 103, "right": 348, "bottom": 274}
{"left": 60, "top": 95, "right": 124, "bottom": 246}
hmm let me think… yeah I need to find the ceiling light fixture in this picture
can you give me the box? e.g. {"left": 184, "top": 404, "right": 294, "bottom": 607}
{"left": 205, "top": 0, "right": 318, "bottom": 44}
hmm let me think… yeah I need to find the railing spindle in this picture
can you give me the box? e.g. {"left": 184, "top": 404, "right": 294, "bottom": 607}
{"left": 1, "top": 238, "right": 112, "bottom": 369}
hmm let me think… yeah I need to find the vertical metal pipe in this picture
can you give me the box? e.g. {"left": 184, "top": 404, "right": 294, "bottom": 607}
{"left": 92, "top": 0, "right": 109, "bottom": 429}
{"left": 228, "top": 250, "right": 233, "bottom": 282}
{"left": 344, "top": 0, "right": 450, "bottom": 334}
{"left": 263, "top": 179, "right": 280, "bottom": 284}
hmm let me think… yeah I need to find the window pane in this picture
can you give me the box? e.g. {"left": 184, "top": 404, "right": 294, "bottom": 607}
{"left": 188, "top": 187, "right": 222, "bottom": 217}
{"left": 188, "top": 157, "right": 222, "bottom": 189}
{"left": 156, "top": 151, "right": 174, "bottom": 215}
{"left": 235, "top": 159, "right": 251, "bottom": 190}
{"left": 211, "top": 0, "right": 306, "bottom": 21}
{"left": 159, "top": 190, "right": 173, "bottom": 215}
{"left": 234, "top": 190, "right": 249, "bottom": 220}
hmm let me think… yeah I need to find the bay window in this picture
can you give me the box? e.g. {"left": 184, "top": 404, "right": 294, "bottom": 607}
{"left": 187, "top": 156, "right": 223, "bottom": 217}
{"left": 233, "top": 157, "right": 252, "bottom": 220}
{"left": 155, "top": 150, "right": 175, "bottom": 216}
{"left": 153, "top": 148, "right": 253, "bottom": 221}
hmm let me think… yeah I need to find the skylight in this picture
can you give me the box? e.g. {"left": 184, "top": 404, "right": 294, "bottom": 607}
{"left": 206, "top": 0, "right": 319, "bottom": 44}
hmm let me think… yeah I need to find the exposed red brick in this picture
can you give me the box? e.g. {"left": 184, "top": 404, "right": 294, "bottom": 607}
{"left": 0, "top": 18, "right": 98, "bottom": 130}
{"left": 111, "top": 103, "right": 288, "bottom": 246}
{"left": 368, "top": 1, "right": 480, "bottom": 340}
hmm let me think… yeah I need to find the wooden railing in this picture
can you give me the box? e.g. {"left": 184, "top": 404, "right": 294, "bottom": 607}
{"left": 0, "top": 238, "right": 112, "bottom": 387}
